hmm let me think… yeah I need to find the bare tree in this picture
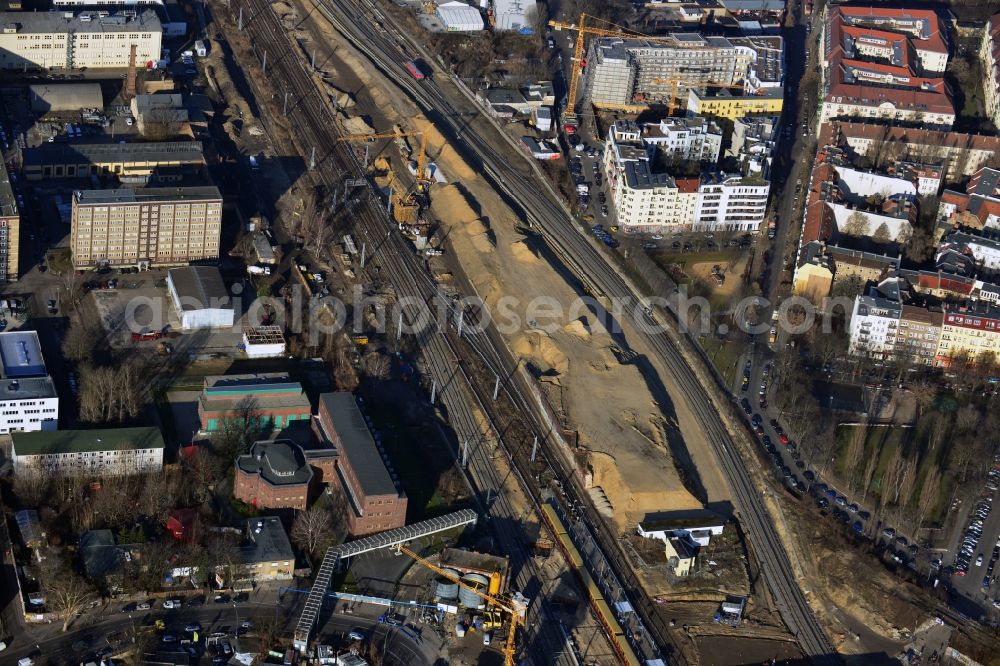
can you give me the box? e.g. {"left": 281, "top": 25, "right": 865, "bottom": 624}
{"left": 842, "top": 210, "right": 871, "bottom": 237}
{"left": 12, "top": 466, "right": 51, "bottom": 507}
{"left": 363, "top": 351, "right": 391, "bottom": 380}
{"left": 844, "top": 425, "right": 868, "bottom": 494}
{"left": 40, "top": 557, "right": 97, "bottom": 631}
{"left": 290, "top": 506, "right": 336, "bottom": 560}
{"left": 872, "top": 223, "right": 892, "bottom": 245}
{"left": 910, "top": 382, "right": 936, "bottom": 420}
{"left": 916, "top": 463, "right": 942, "bottom": 531}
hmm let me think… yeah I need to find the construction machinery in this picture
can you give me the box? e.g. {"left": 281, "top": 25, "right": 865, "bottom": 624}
{"left": 548, "top": 14, "right": 749, "bottom": 118}
{"left": 395, "top": 544, "right": 527, "bottom": 666}
{"left": 337, "top": 128, "right": 430, "bottom": 223}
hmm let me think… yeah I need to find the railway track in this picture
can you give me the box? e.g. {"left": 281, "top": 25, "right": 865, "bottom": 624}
{"left": 301, "top": 0, "right": 839, "bottom": 662}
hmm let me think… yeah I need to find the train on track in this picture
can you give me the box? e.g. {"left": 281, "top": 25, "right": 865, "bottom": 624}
{"left": 540, "top": 503, "right": 643, "bottom": 666}
{"left": 404, "top": 59, "right": 425, "bottom": 79}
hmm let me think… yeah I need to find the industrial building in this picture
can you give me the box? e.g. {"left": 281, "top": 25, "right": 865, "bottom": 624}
{"left": 584, "top": 33, "right": 783, "bottom": 109}
{"left": 198, "top": 373, "right": 312, "bottom": 433}
{"left": 11, "top": 426, "right": 165, "bottom": 476}
{"left": 0, "top": 331, "right": 58, "bottom": 435}
{"left": 242, "top": 326, "right": 286, "bottom": 358}
{"left": 0, "top": 11, "right": 162, "bottom": 71}
{"left": 166, "top": 266, "right": 234, "bottom": 330}
{"left": 22, "top": 141, "right": 206, "bottom": 183}
{"left": 71, "top": 186, "right": 222, "bottom": 269}
{"left": 234, "top": 439, "right": 314, "bottom": 510}
{"left": 28, "top": 83, "right": 104, "bottom": 113}
{"left": 435, "top": 1, "right": 483, "bottom": 32}
{"left": 129, "top": 93, "right": 211, "bottom": 137}
{"left": 0, "top": 162, "right": 20, "bottom": 281}
{"left": 314, "top": 392, "right": 407, "bottom": 536}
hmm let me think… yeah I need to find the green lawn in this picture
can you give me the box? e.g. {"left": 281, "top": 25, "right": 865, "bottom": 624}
{"left": 701, "top": 337, "right": 744, "bottom": 389}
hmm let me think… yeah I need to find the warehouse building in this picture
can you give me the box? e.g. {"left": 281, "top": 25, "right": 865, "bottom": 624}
{"left": 28, "top": 83, "right": 104, "bottom": 113}
{"left": 11, "top": 426, "right": 164, "bottom": 476}
{"left": 314, "top": 392, "right": 407, "bottom": 536}
{"left": 167, "top": 266, "right": 234, "bottom": 330}
{"left": 436, "top": 1, "right": 483, "bottom": 31}
{"left": 198, "top": 373, "right": 312, "bottom": 433}
{"left": 22, "top": 141, "right": 206, "bottom": 183}
{"left": 0, "top": 331, "right": 58, "bottom": 435}
{"left": 492, "top": 0, "right": 536, "bottom": 32}
{"left": 71, "top": 186, "right": 222, "bottom": 269}
{"left": 0, "top": 11, "right": 162, "bottom": 71}
{"left": 0, "top": 162, "right": 20, "bottom": 281}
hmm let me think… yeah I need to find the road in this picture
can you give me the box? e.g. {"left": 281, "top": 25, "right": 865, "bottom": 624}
{"left": 215, "top": 0, "right": 586, "bottom": 663}
{"left": 314, "top": 0, "right": 838, "bottom": 661}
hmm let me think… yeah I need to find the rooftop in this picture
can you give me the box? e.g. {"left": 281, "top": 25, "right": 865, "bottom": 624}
{"left": 201, "top": 374, "right": 310, "bottom": 411}
{"left": 12, "top": 427, "right": 164, "bottom": 456}
{"left": 236, "top": 439, "right": 313, "bottom": 487}
{"left": 0, "top": 162, "right": 15, "bottom": 219}
{"left": 1, "top": 9, "right": 161, "bottom": 34}
{"left": 239, "top": 516, "right": 294, "bottom": 565}
{"left": 22, "top": 141, "right": 205, "bottom": 168}
{"left": 80, "top": 529, "right": 123, "bottom": 579}
{"left": 319, "top": 392, "right": 397, "bottom": 497}
{"left": 0, "top": 330, "right": 46, "bottom": 378}
{"left": 639, "top": 508, "right": 727, "bottom": 532}
{"left": 167, "top": 266, "right": 230, "bottom": 312}
{"left": 74, "top": 186, "right": 222, "bottom": 206}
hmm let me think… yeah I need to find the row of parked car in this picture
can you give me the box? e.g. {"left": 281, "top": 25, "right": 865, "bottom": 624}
{"left": 956, "top": 497, "right": 992, "bottom": 579}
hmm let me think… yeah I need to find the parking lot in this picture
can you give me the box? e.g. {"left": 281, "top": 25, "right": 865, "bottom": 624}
{"left": 947, "top": 462, "right": 1000, "bottom": 614}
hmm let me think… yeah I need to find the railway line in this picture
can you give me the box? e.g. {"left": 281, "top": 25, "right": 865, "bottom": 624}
{"left": 301, "top": 0, "right": 838, "bottom": 662}
{"left": 223, "top": 0, "right": 625, "bottom": 663}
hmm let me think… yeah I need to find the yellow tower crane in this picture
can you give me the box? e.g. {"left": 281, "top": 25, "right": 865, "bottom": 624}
{"left": 337, "top": 128, "right": 430, "bottom": 223}
{"left": 547, "top": 14, "right": 750, "bottom": 119}
{"left": 396, "top": 545, "right": 527, "bottom": 666}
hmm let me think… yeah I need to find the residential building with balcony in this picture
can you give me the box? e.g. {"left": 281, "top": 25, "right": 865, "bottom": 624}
{"left": 11, "top": 426, "right": 164, "bottom": 476}
{"left": 685, "top": 87, "right": 784, "bottom": 121}
{"left": 848, "top": 291, "right": 901, "bottom": 358}
{"left": 0, "top": 161, "right": 19, "bottom": 281}
{"left": 641, "top": 117, "right": 723, "bottom": 163}
{"left": 935, "top": 306, "right": 1000, "bottom": 367}
{"left": 983, "top": 15, "right": 1000, "bottom": 127}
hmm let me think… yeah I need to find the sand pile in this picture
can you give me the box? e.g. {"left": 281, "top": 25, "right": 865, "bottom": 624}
{"left": 589, "top": 451, "right": 700, "bottom": 525}
{"left": 466, "top": 219, "right": 495, "bottom": 253}
{"left": 512, "top": 331, "right": 569, "bottom": 380}
{"left": 563, "top": 317, "right": 591, "bottom": 339}
{"left": 320, "top": 80, "right": 355, "bottom": 109}
{"left": 430, "top": 184, "right": 477, "bottom": 224}
{"left": 372, "top": 157, "right": 392, "bottom": 187}
{"left": 423, "top": 122, "right": 475, "bottom": 180}
{"left": 342, "top": 116, "right": 374, "bottom": 136}
{"left": 510, "top": 239, "right": 539, "bottom": 264}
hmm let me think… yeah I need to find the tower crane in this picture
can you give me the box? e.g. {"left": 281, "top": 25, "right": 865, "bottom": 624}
{"left": 337, "top": 127, "right": 430, "bottom": 223}
{"left": 547, "top": 14, "right": 749, "bottom": 120}
{"left": 395, "top": 544, "right": 527, "bottom": 666}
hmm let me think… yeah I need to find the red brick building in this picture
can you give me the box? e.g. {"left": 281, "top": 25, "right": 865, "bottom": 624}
{"left": 314, "top": 393, "right": 407, "bottom": 536}
{"left": 199, "top": 374, "right": 312, "bottom": 434}
{"left": 234, "top": 439, "right": 314, "bottom": 510}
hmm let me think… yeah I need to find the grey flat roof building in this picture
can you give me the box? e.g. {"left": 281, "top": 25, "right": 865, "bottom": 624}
{"left": 239, "top": 516, "right": 294, "bottom": 565}
{"left": 319, "top": 392, "right": 396, "bottom": 497}
{"left": 24, "top": 141, "right": 204, "bottom": 169}
{"left": 236, "top": 440, "right": 313, "bottom": 487}
{"left": 0, "top": 9, "right": 161, "bottom": 34}
{"left": 167, "top": 266, "right": 228, "bottom": 311}
{"left": 74, "top": 186, "right": 221, "bottom": 206}
{"left": 29, "top": 83, "right": 104, "bottom": 113}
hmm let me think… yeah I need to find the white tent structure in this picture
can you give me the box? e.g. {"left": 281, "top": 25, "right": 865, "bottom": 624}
{"left": 436, "top": 1, "right": 484, "bottom": 32}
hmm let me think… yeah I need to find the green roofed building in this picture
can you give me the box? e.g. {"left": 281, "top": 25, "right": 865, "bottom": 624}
{"left": 198, "top": 373, "right": 311, "bottom": 433}
{"left": 12, "top": 426, "right": 164, "bottom": 477}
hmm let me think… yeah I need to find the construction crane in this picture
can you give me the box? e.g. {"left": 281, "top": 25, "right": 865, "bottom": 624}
{"left": 548, "top": 14, "right": 748, "bottom": 119}
{"left": 395, "top": 545, "right": 527, "bottom": 666}
{"left": 337, "top": 128, "right": 430, "bottom": 223}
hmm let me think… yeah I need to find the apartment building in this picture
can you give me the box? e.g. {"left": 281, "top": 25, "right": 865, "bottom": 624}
{"left": 983, "top": 15, "right": 1000, "bottom": 127}
{"left": 315, "top": 392, "right": 407, "bottom": 536}
{"left": 22, "top": 141, "right": 205, "bottom": 183}
{"left": 0, "top": 11, "right": 162, "bottom": 71}
{"left": 848, "top": 292, "right": 901, "bottom": 358}
{"left": 0, "top": 162, "right": 20, "bottom": 281}
{"left": 727, "top": 115, "right": 779, "bottom": 178}
{"left": 11, "top": 426, "right": 164, "bottom": 476}
{"left": 937, "top": 232, "right": 1000, "bottom": 272}
{"left": 641, "top": 117, "right": 723, "bottom": 163}
{"left": 830, "top": 122, "right": 1000, "bottom": 183}
{"left": 896, "top": 304, "right": 943, "bottom": 365}
{"left": 685, "top": 87, "right": 784, "bottom": 121}
{"left": 0, "top": 331, "right": 58, "bottom": 435}
{"left": 820, "top": 6, "right": 953, "bottom": 127}
{"left": 604, "top": 120, "right": 770, "bottom": 233}
{"left": 935, "top": 307, "right": 1000, "bottom": 367}
{"left": 71, "top": 186, "right": 222, "bottom": 269}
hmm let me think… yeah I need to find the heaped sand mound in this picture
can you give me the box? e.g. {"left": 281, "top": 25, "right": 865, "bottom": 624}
{"left": 513, "top": 330, "right": 569, "bottom": 381}
{"left": 590, "top": 449, "right": 700, "bottom": 523}
{"left": 423, "top": 121, "right": 475, "bottom": 180}
{"left": 431, "top": 185, "right": 494, "bottom": 253}
{"left": 563, "top": 317, "right": 592, "bottom": 339}
{"left": 342, "top": 115, "right": 374, "bottom": 136}
{"left": 510, "top": 239, "right": 540, "bottom": 264}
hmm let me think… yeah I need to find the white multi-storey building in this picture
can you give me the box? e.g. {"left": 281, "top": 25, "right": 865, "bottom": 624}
{"left": 12, "top": 426, "right": 164, "bottom": 476}
{"left": 0, "top": 11, "right": 162, "bottom": 71}
{"left": 641, "top": 117, "right": 723, "bottom": 163}
{"left": 0, "top": 331, "right": 58, "bottom": 435}
{"left": 695, "top": 174, "right": 769, "bottom": 231}
{"left": 848, "top": 294, "right": 902, "bottom": 358}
